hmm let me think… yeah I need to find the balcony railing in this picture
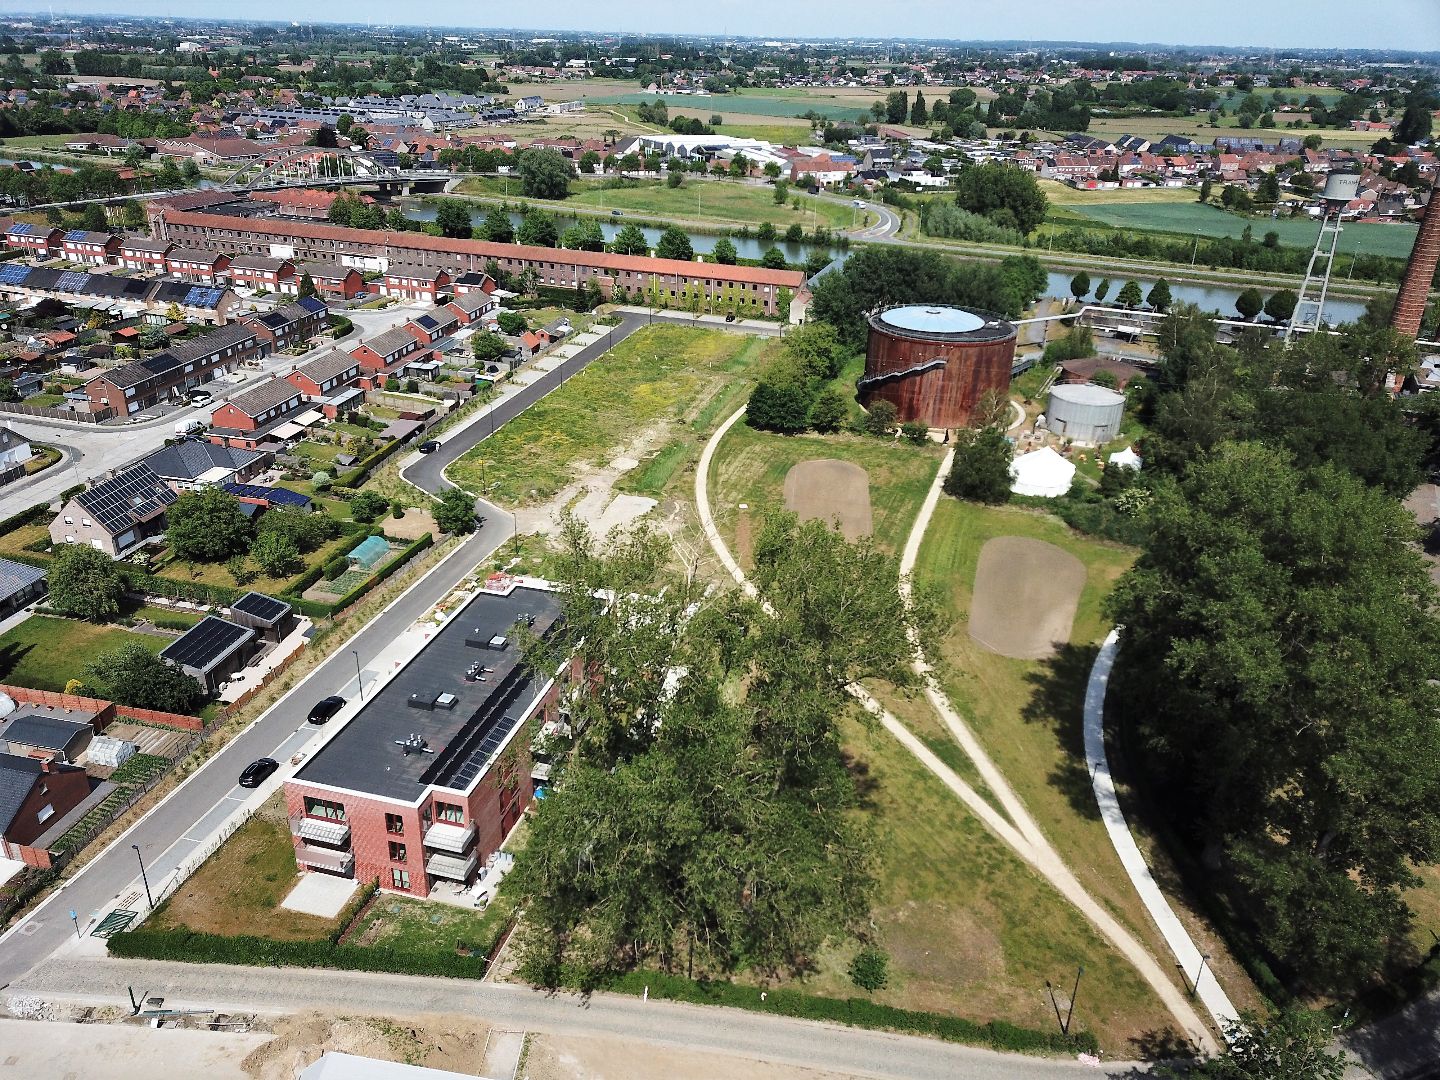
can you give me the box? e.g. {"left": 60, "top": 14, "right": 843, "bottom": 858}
{"left": 423, "top": 820, "right": 476, "bottom": 855}
{"left": 296, "top": 844, "right": 354, "bottom": 875}
{"left": 290, "top": 815, "right": 350, "bottom": 847}
{"left": 425, "top": 849, "right": 479, "bottom": 882}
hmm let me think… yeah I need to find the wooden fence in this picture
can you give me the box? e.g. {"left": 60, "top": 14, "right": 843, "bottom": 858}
{"left": 0, "top": 401, "right": 115, "bottom": 423}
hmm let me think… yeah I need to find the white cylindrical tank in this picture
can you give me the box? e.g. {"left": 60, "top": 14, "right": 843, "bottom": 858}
{"left": 1046, "top": 383, "right": 1126, "bottom": 446}
{"left": 1323, "top": 172, "right": 1360, "bottom": 203}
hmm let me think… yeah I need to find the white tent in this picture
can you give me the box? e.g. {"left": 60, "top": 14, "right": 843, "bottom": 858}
{"left": 1107, "top": 446, "right": 1143, "bottom": 471}
{"left": 1010, "top": 447, "right": 1076, "bottom": 498}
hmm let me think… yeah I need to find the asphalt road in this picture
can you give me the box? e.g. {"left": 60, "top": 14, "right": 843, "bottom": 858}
{"left": 18, "top": 958, "right": 1152, "bottom": 1079}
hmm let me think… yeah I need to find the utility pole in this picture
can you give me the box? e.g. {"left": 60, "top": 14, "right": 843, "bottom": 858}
{"left": 131, "top": 844, "right": 153, "bottom": 911}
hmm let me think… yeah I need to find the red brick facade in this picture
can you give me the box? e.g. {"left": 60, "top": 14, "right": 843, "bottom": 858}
{"left": 1392, "top": 177, "right": 1440, "bottom": 340}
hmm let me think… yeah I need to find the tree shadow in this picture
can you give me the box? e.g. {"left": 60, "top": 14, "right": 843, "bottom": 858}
{"left": 1020, "top": 640, "right": 1102, "bottom": 821}
{"left": 842, "top": 749, "right": 881, "bottom": 810}
{"left": 0, "top": 641, "right": 34, "bottom": 684}
{"left": 1127, "top": 1026, "right": 1198, "bottom": 1062}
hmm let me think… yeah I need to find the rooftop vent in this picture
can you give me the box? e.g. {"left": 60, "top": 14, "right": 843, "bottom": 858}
{"left": 395, "top": 733, "right": 433, "bottom": 755}
{"left": 435, "top": 692, "right": 458, "bottom": 711}
{"left": 407, "top": 691, "right": 440, "bottom": 711}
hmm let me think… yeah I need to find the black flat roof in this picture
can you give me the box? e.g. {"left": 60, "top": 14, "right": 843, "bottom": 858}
{"left": 159, "top": 616, "right": 255, "bottom": 673}
{"left": 295, "top": 586, "right": 563, "bottom": 803}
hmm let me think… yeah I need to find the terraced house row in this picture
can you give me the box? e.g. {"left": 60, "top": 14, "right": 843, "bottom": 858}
{"left": 149, "top": 209, "right": 808, "bottom": 317}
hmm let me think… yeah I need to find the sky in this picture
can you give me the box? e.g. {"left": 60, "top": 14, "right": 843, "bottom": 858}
{"left": 33, "top": 0, "right": 1440, "bottom": 52}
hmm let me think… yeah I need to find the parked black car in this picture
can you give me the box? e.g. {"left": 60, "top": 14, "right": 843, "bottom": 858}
{"left": 418, "top": 440, "right": 440, "bottom": 454}
{"left": 238, "top": 758, "right": 279, "bottom": 788}
{"left": 307, "top": 695, "right": 345, "bottom": 725}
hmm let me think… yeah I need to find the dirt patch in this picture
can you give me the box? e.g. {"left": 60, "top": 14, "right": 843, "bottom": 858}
{"left": 968, "top": 536, "right": 1085, "bottom": 660}
{"left": 383, "top": 507, "right": 438, "bottom": 541}
{"left": 514, "top": 428, "right": 666, "bottom": 539}
{"left": 735, "top": 506, "right": 754, "bottom": 567}
{"left": 525, "top": 1032, "right": 864, "bottom": 1080}
{"left": 242, "top": 1012, "right": 492, "bottom": 1080}
{"left": 782, "top": 459, "right": 873, "bottom": 541}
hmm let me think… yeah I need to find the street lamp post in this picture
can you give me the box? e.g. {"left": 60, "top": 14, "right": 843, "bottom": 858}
{"left": 351, "top": 648, "right": 365, "bottom": 700}
{"left": 1065, "top": 965, "right": 1084, "bottom": 1036}
{"left": 131, "top": 844, "right": 153, "bottom": 911}
{"left": 1191, "top": 953, "right": 1210, "bottom": 998}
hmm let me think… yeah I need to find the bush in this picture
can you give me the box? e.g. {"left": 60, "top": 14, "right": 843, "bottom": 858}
{"left": 943, "top": 428, "right": 1013, "bottom": 505}
{"left": 349, "top": 490, "right": 388, "bottom": 524}
{"left": 899, "top": 420, "right": 929, "bottom": 445}
{"left": 324, "top": 556, "right": 349, "bottom": 581}
{"left": 863, "top": 400, "right": 898, "bottom": 437}
{"left": 849, "top": 945, "right": 890, "bottom": 991}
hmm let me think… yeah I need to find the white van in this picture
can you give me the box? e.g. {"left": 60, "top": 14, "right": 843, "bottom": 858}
{"left": 175, "top": 418, "right": 205, "bottom": 438}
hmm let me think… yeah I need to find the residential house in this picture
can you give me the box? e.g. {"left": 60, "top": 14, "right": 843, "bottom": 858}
{"left": 290, "top": 263, "right": 364, "bottom": 300}
{"left": 82, "top": 322, "right": 262, "bottom": 414}
{"left": 225, "top": 254, "right": 295, "bottom": 293}
{"left": 0, "top": 558, "right": 46, "bottom": 618}
{"left": 404, "top": 306, "right": 460, "bottom": 345}
{"left": 144, "top": 440, "right": 269, "bottom": 490}
{"left": 118, "top": 237, "right": 174, "bottom": 273}
{"left": 382, "top": 263, "right": 450, "bottom": 302}
{"left": 4, "top": 224, "right": 64, "bottom": 258}
{"left": 49, "top": 462, "right": 176, "bottom": 557}
{"left": 445, "top": 291, "right": 497, "bottom": 326}
{"left": 0, "top": 424, "right": 31, "bottom": 469}
{"left": 60, "top": 231, "right": 121, "bottom": 266}
{"left": 208, "top": 376, "right": 304, "bottom": 445}
{"left": 158, "top": 616, "right": 257, "bottom": 695}
{"left": 0, "top": 754, "right": 91, "bottom": 865}
{"left": 165, "top": 247, "right": 232, "bottom": 284}
{"left": 349, "top": 327, "right": 426, "bottom": 384}
{"left": 285, "top": 349, "right": 361, "bottom": 403}
{"left": 241, "top": 296, "right": 329, "bottom": 354}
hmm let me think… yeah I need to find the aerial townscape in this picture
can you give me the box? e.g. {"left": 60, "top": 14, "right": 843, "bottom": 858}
{"left": 0, "top": 3, "right": 1437, "bottom": 1078}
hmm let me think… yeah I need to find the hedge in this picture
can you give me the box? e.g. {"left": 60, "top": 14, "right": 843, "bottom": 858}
{"left": 334, "top": 437, "right": 408, "bottom": 489}
{"left": 0, "top": 498, "right": 56, "bottom": 537}
{"left": 329, "top": 879, "right": 379, "bottom": 946}
{"left": 328, "top": 533, "right": 432, "bottom": 613}
{"left": 324, "top": 556, "right": 349, "bottom": 581}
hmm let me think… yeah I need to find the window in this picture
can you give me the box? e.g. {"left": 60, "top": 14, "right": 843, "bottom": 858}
{"left": 63, "top": 516, "right": 73, "bottom": 525}
{"left": 304, "top": 796, "right": 346, "bottom": 821}
{"left": 390, "top": 868, "right": 410, "bottom": 890}
{"left": 385, "top": 813, "right": 404, "bottom": 835}
{"left": 435, "top": 801, "right": 463, "bottom": 824}
{"left": 36, "top": 804, "right": 53, "bottom": 824}
{"left": 389, "top": 841, "right": 407, "bottom": 862}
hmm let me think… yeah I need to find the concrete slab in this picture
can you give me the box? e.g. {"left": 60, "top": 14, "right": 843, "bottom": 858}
{"left": 281, "top": 872, "right": 358, "bottom": 918}
{"left": 0, "top": 1018, "right": 269, "bottom": 1080}
{"left": 482, "top": 1029, "right": 526, "bottom": 1080}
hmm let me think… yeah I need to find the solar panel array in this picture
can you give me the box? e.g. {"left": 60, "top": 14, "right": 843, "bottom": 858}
{"left": 0, "top": 264, "right": 32, "bottom": 285}
{"left": 159, "top": 616, "right": 254, "bottom": 671}
{"left": 7, "top": 223, "right": 39, "bottom": 236}
{"left": 54, "top": 271, "right": 91, "bottom": 293}
{"left": 231, "top": 591, "right": 290, "bottom": 623}
{"left": 183, "top": 286, "right": 224, "bottom": 309}
{"left": 64, "top": 230, "right": 90, "bottom": 242}
{"left": 424, "top": 667, "right": 530, "bottom": 790}
{"left": 221, "top": 483, "right": 311, "bottom": 507}
{"left": 78, "top": 464, "right": 176, "bottom": 533}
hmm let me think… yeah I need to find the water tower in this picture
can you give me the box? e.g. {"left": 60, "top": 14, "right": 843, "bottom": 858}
{"left": 1286, "top": 171, "right": 1360, "bottom": 342}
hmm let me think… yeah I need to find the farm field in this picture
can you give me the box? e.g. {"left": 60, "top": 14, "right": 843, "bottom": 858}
{"left": 1062, "top": 200, "right": 1418, "bottom": 259}
{"left": 448, "top": 325, "right": 774, "bottom": 506}
{"left": 0, "top": 615, "right": 166, "bottom": 693}
{"left": 1078, "top": 113, "right": 1380, "bottom": 149}
{"left": 912, "top": 498, "right": 1263, "bottom": 1018}
{"left": 1038, "top": 180, "right": 1199, "bottom": 206}
{"left": 585, "top": 91, "right": 873, "bottom": 122}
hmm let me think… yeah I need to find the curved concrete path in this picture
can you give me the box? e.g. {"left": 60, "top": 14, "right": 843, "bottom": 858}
{"left": 695, "top": 408, "right": 1216, "bottom": 1055}
{"left": 1084, "top": 631, "right": 1240, "bottom": 1031}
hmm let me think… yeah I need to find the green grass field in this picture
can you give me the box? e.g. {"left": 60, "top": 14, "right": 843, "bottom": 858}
{"left": 586, "top": 92, "right": 870, "bottom": 122}
{"left": 1039, "top": 181, "right": 1199, "bottom": 207}
{"left": 449, "top": 326, "right": 772, "bottom": 506}
{"left": 0, "top": 616, "right": 166, "bottom": 693}
{"left": 1062, "top": 201, "right": 1418, "bottom": 259}
{"left": 708, "top": 424, "right": 942, "bottom": 561}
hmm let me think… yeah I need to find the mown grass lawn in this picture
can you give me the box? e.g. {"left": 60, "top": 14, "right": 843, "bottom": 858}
{"left": 708, "top": 423, "right": 942, "bottom": 560}
{"left": 0, "top": 616, "right": 166, "bottom": 692}
{"left": 449, "top": 325, "right": 771, "bottom": 506}
{"left": 351, "top": 893, "right": 514, "bottom": 958}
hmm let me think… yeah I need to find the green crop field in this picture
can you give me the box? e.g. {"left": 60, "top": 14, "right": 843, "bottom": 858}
{"left": 586, "top": 92, "right": 870, "bottom": 122}
{"left": 1064, "top": 201, "right": 1418, "bottom": 259}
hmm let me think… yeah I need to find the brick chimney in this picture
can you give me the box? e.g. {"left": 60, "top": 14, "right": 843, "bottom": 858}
{"left": 1392, "top": 178, "right": 1440, "bottom": 340}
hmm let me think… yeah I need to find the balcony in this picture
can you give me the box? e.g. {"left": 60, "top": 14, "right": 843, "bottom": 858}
{"left": 423, "top": 820, "right": 475, "bottom": 855}
{"left": 425, "top": 850, "right": 479, "bottom": 882}
{"left": 290, "top": 815, "right": 350, "bottom": 847}
{"left": 531, "top": 762, "right": 552, "bottom": 782}
{"left": 296, "top": 844, "right": 354, "bottom": 875}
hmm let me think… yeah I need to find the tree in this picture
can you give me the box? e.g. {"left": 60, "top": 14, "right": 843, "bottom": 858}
{"left": 757, "top": 222, "right": 777, "bottom": 245}
{"left": 885, "top": 90, "right": 908, "bottom": 124}
{"left": 297, "top": 272, "right": 318, "bottom": 300}
{"left": 497, "top": 311, "right": 528, "bottom": 336}
{"left": 1095, "top": 279, "right": 1111, "bottom": 303}
{"left": 1395, "top": 101, "right": 1434, "bottom": 146}
{"left": 1116, "top": 280, "right": 1144, "bottom": 309}
{"left": 249, "top": 531, "right": 300, "bottom": 578}
{"left": 480, "top": 206, "right": 514, "bottom": 243}
{"left": 578, "top": 149, "right": 601, "bottom": 174}
{"left": 349, "top": 491, "right": 388, "bottom": 524}
{"left": 166, "top": 488, "right": 251, "bottom": 563}
{"left": 863, "top": 399, "right": 898, "bottom": 437}
{"left": 1235, "top": 287, "right": 1264, "bottom": 321}
{"left": 666, "top": 170, "right": 684, "bottom": 189}
{"left": 434, "top": 201, "right": 473, "bottom": 240}
{"left": 560, "top": 220, "right": 605, "bottom": 251}
{"left": 807, "top": 389, "right": 848, "bottom": 433}
{"left": 760, "top": 247, "right": 788, "bottom": 270}
{"left": 434, "top": 488, "right": 478, "bottom": 534}
{"left": 1264, "top": 289, "right": 1298, "bottom": 323}
{"left": 1189, "top": 1008, "right": 1345, "bottom": 1080}
{"left": 612, "top": 222, "right": 649, "bottom": 256}
{"left": 655, "top": 226, "right": 693, "bottom": 262}
{"left": 900, "top": 420, "right": 929, "bottom": 445}
{"left": 1198, "top": 177, "right": 1213, "bottom": 204}
{"left": 711, "top": 237, "right": 738, "bottom": 265}
{"left": 942, "top": 427, "right": 1013, "bottom": 504}
{"left": 309, "top": 124, "right": 338, "bottom": 148}
{"left": 47, "top": 545, "right": 123, "bottom": 621}
{"left": 1146, "top": 278, "right": 1173, "bottom": 313}
{"left": 849, "top": 945, "right": 890, "bottom": 992}
{"left": 953, "top": 162, "right": 1048, "bottom": 235}
{"left": 909, "top": 91, "right": 928, "bottom": 126}
{"left": 1108, "top": 443, "right": 1440, "bottom": 991}
{"left": 85, "top": 643, "right": 197, "bottom": 713}
{"left": 1069, "top": 271, "right": 1091, "bottom": 300}
{"left": 516, "top": 148, "right": 573, "bottom": 199}
{"left": 82, "top": 203, "right": 108, "bottom": 232}
{"left": 0, "top": 379, "right": 18, "bottom": 403}
{"left": 516, "top": 208, "right": 559, "bottom": 248}
{"left": 773, "top": 178, "right": 790, "bottom": 205}
{"left": 472, "top": 330, "right": 508, "bottom": 365}
{"left": 747, "top": 380, "right": 814, "bottom": 434}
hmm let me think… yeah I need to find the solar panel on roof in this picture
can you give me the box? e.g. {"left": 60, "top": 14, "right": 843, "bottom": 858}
{"left": 65, "top": 230, "right": 88, "bottom": 241}
{"left": 158, "top": 616, "right": 253, "bottom": 671}
{"left": 7, "top": 222, "right": 37, "bottom": 236}
{"left": 231, "top": 591, "right": 290, "bottom": 623}
{"left": 183, "top": 287, "right": 223, "bottom": 308}
{"left": 55, "top": 271, "right": 91, "bottom": 292}
{"left": 0, "top": 264, "right": 32, "bottom": 285}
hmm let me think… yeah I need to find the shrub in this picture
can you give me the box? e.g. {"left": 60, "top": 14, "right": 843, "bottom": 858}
{"left": 324, "top": 555, "right": 349, "bottom": 581}
{"left": 849, "top": 945, "right": 890, "bottom": 992}
{"left": 863, "top": 400, "right": 898, "bottom": 437}
{"left": 899, "top": 420, "right": 929, "bottom": 445}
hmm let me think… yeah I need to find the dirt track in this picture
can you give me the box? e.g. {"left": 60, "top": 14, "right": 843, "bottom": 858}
{"left": 968, "top": 536, "right": 1086, "bottom": 660}
{"left": 782, "top": 459, "right": 873, "bottom": 541}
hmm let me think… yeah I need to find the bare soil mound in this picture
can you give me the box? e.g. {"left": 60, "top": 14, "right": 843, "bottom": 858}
{"left": 969, "top": 536, "right": 1085, "bottom": 660}
{"left": 782, "top": 459, "right": 873, "bottom": 541}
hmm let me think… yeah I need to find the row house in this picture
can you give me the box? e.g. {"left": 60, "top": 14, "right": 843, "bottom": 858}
{"left": 404, "top": 306, "right": 460, "bottom": 345}
{"left": 285, "top": 348, "right": 361, "bottom": 404}
{"left": 349, "top": 327, "right": 426, "bottom": 386}
{"left": 208, "top": 376, "right": 304, "bottom": 448}
{"left": 119, "top": 236, "right": 174, "bottom": 272}
{"left": 83, "top": 322, "right": 263, "bottom": 414}
{"left": 227, "top": 254, "right": 294, "bottom": 293}
{"left": 165, "top": 247, "right": 231, "bottom": 284}
{"left": 450, "top": 271, "right": 497, "bottom": 297}
{"left": 292, "top": 262, "right": 366, "bottom": 300}
{"left": 241, "top": 296, "right": 329, "bottom": 354}
{"left": 383, "top": 263, "right": 450, "bottom": 302}
{"left": 446, "top": 291, "right": 497, "bottom": 326}
{"left": 4, "top": 224, "right": 63, "bottom": 258}
{"left": 152, "top": 211, "right": 807, "bottom": 317}
{"left": 61, "top": 231, "right": 122, "bottom": 266}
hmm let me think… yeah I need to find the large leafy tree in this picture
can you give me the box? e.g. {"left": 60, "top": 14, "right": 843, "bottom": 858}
{"left": 434, "top": 201, "right": 473, "bottom": 240}
{"left": 942, "top": 427, "right": 1013, "bottom": 504}
{"left": 1107, "top": 443, "right": 1440, "bottom": 990}
{"left": 516, "top": 208, "right": 559, "bottom": 248}
{"left": 166, "top": 489, "right": 251, "bottom": 563}
{"left": 47, "top": 545, "right": 124, "bottom": 621}
{"left": 433, "top": 488, "right": 477, "bottom": 534}
{"left": 952, "top": 161, "right": 1049, "bottom": 234}
{"left": 655, "top": 225, "right": 694, "bottom": 262}
{"left": 516, "top": 147, "right": 573, "bottom": 199}
{"left": 479, "top": 206, "right": 514, "bottom": 243}
{"left": 85, "top": 642, "right": 197, "bottom": 713}
{"left": 1187, "top": 1008, "right": 1345, "bottom": 1080}
{"left": 509, "top": 516, "right": 934, "bottom": 985}
{"left": 611, "top": 222, "right": 649, "bottom": 255}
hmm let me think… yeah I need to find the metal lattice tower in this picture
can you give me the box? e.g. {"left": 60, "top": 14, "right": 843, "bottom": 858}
{"left": 1286, "top": 172, "right": 1360, "bottom": 343}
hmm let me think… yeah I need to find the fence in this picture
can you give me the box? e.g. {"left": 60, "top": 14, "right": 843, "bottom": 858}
{"left": 0, "top": 682, "right": 204, "bottom": 733}
{"left": 148, "top": 805, "right": 255, "bottom": 912}
{"left": 0, "top": 401, "right": 115, "bottom": 423}
{"left": 214, "top": 642, "right": 309, "bottom": 723}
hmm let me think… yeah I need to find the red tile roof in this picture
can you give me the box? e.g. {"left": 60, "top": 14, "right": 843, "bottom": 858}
{"left": 163, "top": 210, "right": 806, "bottom": 288}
